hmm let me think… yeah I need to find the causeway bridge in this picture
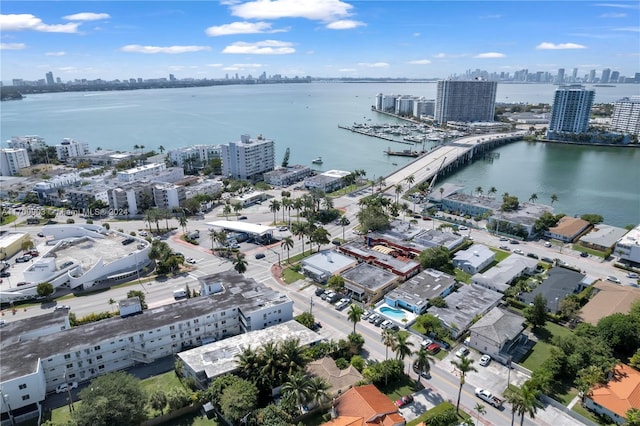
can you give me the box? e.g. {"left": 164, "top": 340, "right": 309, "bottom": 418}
{"left": 382, "top": 131, "right": 527, "bottom": 196}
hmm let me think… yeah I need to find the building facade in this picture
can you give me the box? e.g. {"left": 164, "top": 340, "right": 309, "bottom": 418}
{"left": 610, "top": 96, "right": 640, "bottom": 136}
{"left": 263, "top": 165, "right": 312, "bottom": 187}
{"left": 54, "top": 138, "right": 90, "bottom": 163}
{"left": 117, "top": 163, "right": 167, "bottom": 182}
{"left": 547, "top": 85, "right": 595, "bottom": 134}
{"left": 6, "top": 136, "right": 48, "bottom": 151}
{"left": 435, "top": 79, "right": 498, "bottom": 124}
{"left": 167, "top": 144, "right": 221, "bottom": 168}
{"left": 221, "top": 134, "right": 275, "bottom": 181}
{"left": 0, "top": 148, "right": 31, "bottom": 176}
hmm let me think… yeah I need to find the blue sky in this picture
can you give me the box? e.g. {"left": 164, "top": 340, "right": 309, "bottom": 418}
{"left": 1, "top": 1, "right": 638, "bottom": 82}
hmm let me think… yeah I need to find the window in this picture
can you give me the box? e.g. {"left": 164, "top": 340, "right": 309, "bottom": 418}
{"left": 66, "top": 363, "right": 73, "bottom": 369}
{"left": 98, "top": 365, "right": 104, "bottom": 370}
{"left": 68, "top": 373, "right": 76, "bottom": 379}
{"left": 22, "top": 395, "right": 30, "bottom": 401}
{"left": 64, "top": 354, "right": 71, "bottom": 360}
{"left": 19, "top": 384, "right": 27, "bottom": 390}
{"left": 94, "top": 345, "right": 101, "bottom": 350}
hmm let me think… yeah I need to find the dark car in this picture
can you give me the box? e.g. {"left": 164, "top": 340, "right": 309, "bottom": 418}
{"left": 373, "top": 316, "right": 385, "bottom": 326}
{"left": 238, "top": 216, "right": 248, "bottom": 220}
{"left": 37, "top": 232, "right": 45, "bottom": 237}
{"left": 526, "top": 253, "right": 539, "bottom": 259}
{"left": 509, "top": 240, "right": 519, "bottom": 245}
{"left": 255, "top": 253, "right": 266, "bottom": 259}
{"left": 580, "top": 251, "right": 589, "bottom": 258}
{"left": 0, "top": 271, "right": 11, "bottom": 278}
{"left": 315, "top": 287, "right": 325, "bottom": 296}
{"left": 122, "top": 238, "right": 135, "bottom": 245}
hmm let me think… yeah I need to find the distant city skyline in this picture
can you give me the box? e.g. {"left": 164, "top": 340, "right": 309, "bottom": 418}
{"left": 1, "top": 1, "right": 639, "bottom": 83}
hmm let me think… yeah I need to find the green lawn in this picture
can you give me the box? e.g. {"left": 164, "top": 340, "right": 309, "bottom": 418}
{"left": 521, "top": 322, "right": 573, "bottom": 372}
{"left": 454, "top": 268, "right": 472, "bottom": 284}
{"left": 281, "top": 268, "right": 305, "bottom": 284}
{"left": 489, "top": 248, "right": 511, "bottom": 262}
{"left": 573, "top": 403, "right": 608, "bottom": 425}
{"left": 378, "top": 373, "right": 423, "bottom": 401}
{"left": 406, "top": 401, "right": 470, "bottom": 426}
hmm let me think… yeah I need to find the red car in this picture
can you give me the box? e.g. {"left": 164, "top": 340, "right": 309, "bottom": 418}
{"left": 395, "top": 394, "right": 414, "bottom": 407}
{"left": 427, "top": 343, "right": 441, "bottom": 354}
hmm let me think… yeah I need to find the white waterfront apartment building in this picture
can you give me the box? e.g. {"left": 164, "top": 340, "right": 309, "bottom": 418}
{"left": 54, "top": 138, "right": 90, "bottom": 163}
{"left": 0, "top": 148, "right": 30, "bottom": 176}
{"left": 610, "top": 96, "right": 640, "bottom": 136}
{"left": 547, "top": 85, "right": 595, "bottom": 134}
{"left": 117, "top": 162, "right": 167, "bottom": 182}
{"left": 435, "top": 79, "right": 498, "bottom": 124}
{"left": 221, "top": 134, "right": 275, "bottom": 181}
{"left": 168, "top": 144, "right": 222, "bottom": 167}
{"left": 6, "top": 135, "right": 48, "bottom": 151}
{"left": 0, "top": 271, "right": 293, "bottom": 424}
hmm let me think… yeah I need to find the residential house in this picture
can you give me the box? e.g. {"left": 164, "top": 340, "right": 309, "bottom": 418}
{"left": 614, "top": 225, "right": 640, "bottom": 265}
{"left": 579, "top": 281, "right": 640, "bottom": 325}
{"left": 519, "top": 267, "right": 593, "bottom": 313}
{"left": 452, "top": 244, "right": 495, "bottom": 274}
{"left": 301, "top": 251, "right": 357, "bottom": 284}
{"left": 306, "top": 357, "right": 364, "bottom": 397}
{"left": 304, "top": 170, "right": 350, "bottom": 193}
{"left": 472, "top": 255, "right": 538, "bottom": 293}
{"left": 322, "top": 384, "right": 405, "bottom": 426}
{"left": 584, "top": 364, "right": 640, "bottom": 425}
{"left": 341, "top": 263, "right": 401, "bottom": 304}
{"left": 579, "top": 224, "right": 629, "bottom": 252}
{"left": 339, "top": 242, "right": 420, "bottom": 280}
{"left": 545, "top": 216, "right": 592, "bottom": 243}
{"left": 384, "top": 269, "right": 456, "bottom": 315}
{"left": 468, "top": 307, "right": 527, "bottom": 365}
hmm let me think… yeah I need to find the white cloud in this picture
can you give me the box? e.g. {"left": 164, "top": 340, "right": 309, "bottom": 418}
{"left": 46, "top": 51, "right": 66, "bottom": 56}
{"left": 206, "top": 63, "right": 224, "bottom": 67}
{"left": 0, "top": 42, "right": 26, "bottom": 50}
{"left": 599, "top": 12, "right": 627, "bottom": 17}
{"left": 613, "top": 26, "right": 640, "bottom": 32}
{"left": 594, "top": 3, "right": 640, "bottom": 9}
{"left": 357, "top": 62, "right": 389, "bottom": 68}
{"left": 63, "top": 13, "right": 110, "bottom": 21}
{"left": 205, "top": 21, "right": 286, "bottom": 36}
{"left": 120, "top": 45, "right": 212, "bottom": 54}
{"left": 433, "top": 52, "right": 468, "bottom": 58}
{"left": 536, "top": 42, "right": 586, "bottom": 50}
{"left": 222, "top": 40, "right": 295, "bottom": 54}
{"left": 0, "top": 14, "right": 80, "bottom": 33}
{"left": 408, "top": 59, "right": 431, "bottom": 64}
{"left": 229, "top": 0, "right": 353, "bottom": 21}
{"left": 480, "top": 14, "right": 503, "bottom": 19}
{"left": 413, "top": 32, "right": 420, "bottom": 37}
{"left": 338, "top": 68, "right": 356, "bottom": 72}
{"left": 326, "top": 20, "right": 365, "bottom": 30}
{"left": 474, "top": 52, "right": 506, "bottom": 58}
{"left": 232, "top": 63, "right": 263, "bottom": 68}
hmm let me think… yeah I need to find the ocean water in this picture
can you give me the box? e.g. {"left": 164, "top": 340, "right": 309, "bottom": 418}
{"left": 1, "top": 82, "right": 639, "bottom": 226}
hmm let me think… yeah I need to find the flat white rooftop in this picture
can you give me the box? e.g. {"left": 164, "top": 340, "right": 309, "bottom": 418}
{"left": 207, "top": 220, "right": 274, "bottom": 236}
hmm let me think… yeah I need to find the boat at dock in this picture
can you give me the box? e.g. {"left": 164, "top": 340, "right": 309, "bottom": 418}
{"left": 384, "top": 148, "right": 423, "bottom": 157}
{"left": 312, "top": 156, "right": 323, "bottom": 164}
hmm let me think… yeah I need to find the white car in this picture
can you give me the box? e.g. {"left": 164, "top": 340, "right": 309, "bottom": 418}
{"left": 514, "top": 249, "right": 525, "bottom": 255}
{"left": 186, "top": 258, "right": 197, "bottom": 264}
{"left": 56, "top": 382, "right": 78, "bottom": 394}
{"left": 459, "top": 226, "right": 468, "bottom": 231}
{"left": 544, "top": 241, "right": 552, "bottom": 247}
{"left": 627, "top": 272, "right": 639, "bottom": 279}
{"left": 420, "top": 339, "right": 433, "bottom": 349}
{"left": 380, "top": 320, "right": 393, "bottom": 329}
{"left": 479, "top": 354, "right": 491, "bottom": 366}
{"left": 455, "top": 346, "right": 470, "bottom": 358}
{"left": 606, "top": 276, "right": 621, "bottom": 284}
{"left": 139, "top": 231, "right": 148, "bottom": 237}
{"left": 277, "top": 226, "right": 288, "bottom": 231}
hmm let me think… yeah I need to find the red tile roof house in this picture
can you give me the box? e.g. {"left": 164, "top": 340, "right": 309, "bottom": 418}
{"left": 584, "top": 363, "right": 640, "bottom": 424}
{"left": 322, "top": 384, "right": 406, "bottom": 426}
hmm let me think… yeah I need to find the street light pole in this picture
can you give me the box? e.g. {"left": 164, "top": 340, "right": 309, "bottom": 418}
{"left": 310, "top": 296, "right": 313, "bottom": 315}
{"left": 1, "top": 391, "right": 16, "bottom": 426}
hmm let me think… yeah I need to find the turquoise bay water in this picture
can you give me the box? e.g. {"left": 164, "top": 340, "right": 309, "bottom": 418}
{"left": 1, "top": 83, "right": 638, "bottom": 226}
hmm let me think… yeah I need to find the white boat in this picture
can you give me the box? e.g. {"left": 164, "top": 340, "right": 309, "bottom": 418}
{"left": 312, "top": 156, "right": 323, "bottom": 164}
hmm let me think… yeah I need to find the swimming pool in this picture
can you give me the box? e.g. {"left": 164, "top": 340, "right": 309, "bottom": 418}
{"left": 379, "top": 306, "right": 407, "bottom": 320}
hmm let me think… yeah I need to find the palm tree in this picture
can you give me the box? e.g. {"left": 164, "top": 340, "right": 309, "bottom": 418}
{"left": 413, "top": 348, "right": 434, "bottom": 383}
{"left": 307, "top": 377, "right": 330, "bottom": 408}
{"left": 451, "top": 355, "right": 477, "bottom": 413}
{"left": 232, "top": 253, "right": 248, "bottom": 274}
{"left": 177, "top": 214, "right": 187, "bottom": 234}
{"left": 488, "top": 186, "right": 497, "bottom": 198}
{"left": 381, "top": 329, "right": 396, "bottom": 361}
{"left": 405, "top": 174, "right": 415, "bottom": 186}
{"left": 504, "top": 386, "right": 522, "bottom": 426}
{"left": 347, "top": 304, "right": 364, "bottom": 334}
{"left": 279, "top": 338, "right": 308, "bottom": 376}
{"left": 515, "top": 382, "right": 542, "bottom": 426}
{"left": 235, "top": 345, "right": 261, "bottom": 382}
{"left": 281, "top": 371, "right": 312, "bottom": 412}
{"left": 222, "top": 204, "right": 232, "bottom": 220}
{"left": 282, "top": 197, "right": 293, "bottom": 224}
{"left": 259, "top": 342, "right": 282, "bottom": 390}
{"left": 281, "top": 236, "right": 294, "bottom": 264}
{"left": 269, "top": 199, "right": 281, "bottom": 225}
{"left": 439, "top": 186, "right": 444, "bottom": 200}
{"left": 392, "top": 332, "right": 414, "bottom": 362}
{"left": 475, "top": 186, "right": 483, "bottom": 196}
{"left": 550, "top": 193, "right": 558, "bottom": 204}
{"left": 474, "top": 403, "right": 486, "bottom": 426}
{"left": 291, "top": 222, "right": 307, "bottom": 256}
{"left": 292, "top": 197, "right": 304, "bottom": 223}
{"left": 158, "top": 145, "right": 165, "bottom": 154}
{"left": 338, "top": 215, "right": 350, "bottom": 240}
{"left": 529, "top": 193, "right": 538, "bottom": 203}
{"left": 232, "top": 202, "right": 242, "bottom": 217}
{"left": 311, "top": 227, "right": 331, "bottom": 252}
{"left": 395, "top": 183, "right": 403, "bottom": 204}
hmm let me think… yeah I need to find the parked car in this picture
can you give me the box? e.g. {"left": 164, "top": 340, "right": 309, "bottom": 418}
{"left": 455, "top": 346, "right": 470, "bottom": 358}
{"left": 15, "top": 255, "right": 31, "bottom": 263}
{"left": 56, "top": 382, "right": 78, "bottom": 394}
{"left": 499, "top": 237, "right": 509, "bottom": 242}
{"left": 368, "top": 313, "right": 380, "bottom": 324}
{"left": 37, "top": 232, "right": 45, "bottom": 237}
{"left": 139, "top": 231, "right": 148, "bottom": 237}
{"left": 395, "top": 394, "right": 414, "bottom": 407}
{"left": 122, "top": 238, "right": 135, "bottom": 245}
{"left": 54, "top": 305, "right": 70, "bottom": 311}
{"left": 0, "top": 271, "right": 10, "bottom": 278}
{"left": 513, "top": 249, "right": 524, "bottom": 255}
{"left": 238, "top": 216, "right": 248, "bottom": 220}
{"left": 580, "top": 251, "right": 589, "bottom": 258}
{"left": 606, "top": 276, "right": 621, "bottom": 283}
{"left": 479, "top": 354, "right": 492, "bottom": 367}
{"left": 509, "top": 240, "right": 520, "bottom": 245}
{"left": 541, "top": 257, "right": 554, "bottom": 264}
{"left": 277, "top": 226, "right": 288, "bottom": 231}
{"left": 361, "top": 310, "right": 373, "bottom": 320}
{"left": 255, "top": 253, "right": 266, "bottom": 259}
{"left": 526, "top": 253, "right": 539, "bottom": 259}
{"left": 380, "top": 320, "right": 393, "bottom": 329}
{"left": 627, "top": 272, "right": 639, "bottom": 279}
{"left": 459, "top": 226, "right": 468, "bottom": 230}
{"left": 186, "top": 258, "right": 197, "bottom": 264}
{"left": 373, "top": 316, "right": 385, "bottom": 326}
{"left": 315, "top": 287, "right": 325, "bottom": 296}
{"left": 544, "top": 241, "right": 552, "bottom": 247}
{"left": 427, "top": 343, "right": 441, "bottom": 354}
{"left": 499, "top": 245, "right": 510, "bottom": 251}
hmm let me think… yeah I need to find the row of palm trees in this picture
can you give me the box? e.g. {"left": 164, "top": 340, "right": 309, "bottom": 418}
{"left": 472, "top": 186, "right": 559, "bottom": 205}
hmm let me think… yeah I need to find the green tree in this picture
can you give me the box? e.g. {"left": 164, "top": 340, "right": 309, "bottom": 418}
{"left": 580, "top": 213, "right": 604, "bottom": 224}
{"left": 626, "top": 408, "right": 640, "bottom": 426}
{"left": 474, "top": 403, "right": 486, "bottom": 426}
{"left": 72, "top": 372, "right": 147, "bottom": 426}
{"left": 392, "top": 331, "right": 414, "bottom": 361}
{"left": 177, "top": 213, "right": 187, "bottom": 234}
{"left": 418, "top": 246, "right": 451, "bottom": 270}
{"left": 596, "top": 313, "right": 640, "bottom": 357}
{"left": 223, "top": 204, "right": 232, "bottom": 220}
{"left": 629, "top": 348, "right": 640, "bottom": 370}
{"left": 233, "top": 253, "right": 248, "bottom": 274}
{"left": 281, "top": 371, "right": 312, "bottom": 412}
{"left": 513, "top": 381, "right": 542, "bottom": 426}
{"left": 269, "top": 199, "right": 281, "bottom": 225}
{"left": 524, "top": 294, "right": 547, "bottom": 330}
{"left": 311, "top": 226, "right": 331, "bottom": 252}
{"left": 37, "top": 282, "right": 54, "bottom": 300}
{"left": 381, "top": 328, "right": 397, "bottom": 362}
{"left": 327, "top": 275, "right": 345, "bottom": 292}
{"left": 416, "top": 313, "right": 443, "bottom": 337}
{"left": 295, "top": 311, "right": 315, "bottom": 329}
{"left": 256, "top": 404, "right": 293, "bottom": 426}
{"left": 307, "top": 376, "right": 330, "bottom": 408}
{"left": 281, "top": 236, "right": 294, "bottom": 264}
{"left": 550, "top": 193, "right": 558, "bottom": 204}
{"left": 338, "top": 215, "right": 350, "bottom": 240}
{"left": 148, "top": 389, "right": 167, "bottom": 415}
{"left": 528, "top": 193, "right": 538, "bottom": 203}
{"left": 281, "top": 147, "right": 290, "bottom": 168}
{"left": 219, "top": 378, "right": 258, "bottom": 423}
{"left": 451, "top": 355, "right": 477, "bottom": 413}
{"left": 347, "top": 304, "right": 364, "bottom": 334}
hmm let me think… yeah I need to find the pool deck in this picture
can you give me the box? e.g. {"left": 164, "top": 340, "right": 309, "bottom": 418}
{"left": 375, "top": 303, "right": 418, "bottom": 327}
